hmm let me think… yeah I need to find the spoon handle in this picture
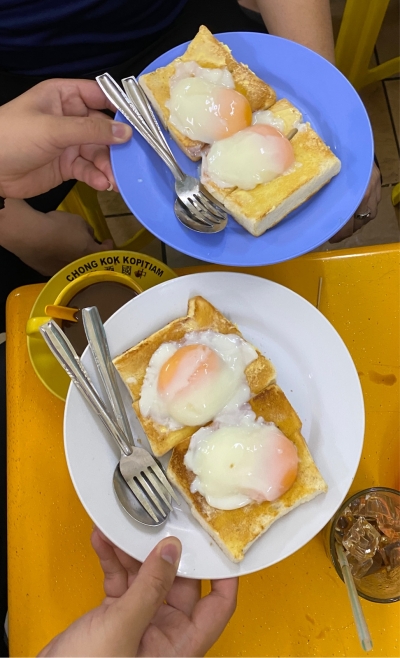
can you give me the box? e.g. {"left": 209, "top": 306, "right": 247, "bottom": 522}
{"left": 45, "top": 304, "right": 79, "bottom": 323}
{"left": 81, "top": 306, "right": 135, "bottom": 447}
{"left": 40, "top": 321, "right": 132, "bottom": 457}
{"left": 122, "top": 76, "right": 172, "bottom": 155}
{"left": 96, "top": 73, "right": 184, "bottom": 182}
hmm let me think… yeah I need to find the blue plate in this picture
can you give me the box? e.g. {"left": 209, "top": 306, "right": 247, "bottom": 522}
{"left": 111, "top": 32, "right": 373, "bottom": 266}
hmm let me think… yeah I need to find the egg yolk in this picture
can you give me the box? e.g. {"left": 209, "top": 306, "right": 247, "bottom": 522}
{"left": 213, "top": 88, "right": 252, "bottom": 140}
{"left": 265, "top": 430, "right": 298, "bottom": 498}
{"left": 168, "top": 76, "right": 253, "bottom": 144}
{"left": 247, "top": 124, "right": 295, "bottom": 170}
{"left": 185, "top": 422, "right": 299, "bottom": 510}
{"left": 245, "top": 430, "right": 299, "bottom": 502}
{"left": 281, "top": 459, "right": 298, "bottom": 492}
{"left": 205, "top": 123, "right": 296, "bottom": 190}
{"left": 157, "top": 344, "right": 221, "bottom": 397}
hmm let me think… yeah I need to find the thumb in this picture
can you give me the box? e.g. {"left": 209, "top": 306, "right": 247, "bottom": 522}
{"left": 50, "top": 115, "right": 132, "bottom": 149}
{"left": 112, "top": 537, "right": 181, "bottom": 646}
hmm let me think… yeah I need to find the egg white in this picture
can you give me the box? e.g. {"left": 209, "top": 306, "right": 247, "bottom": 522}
{"left": 139, "top": 330, "right": 257, "bottom": 428}
{"left": 204, "top": 129, "right": 289, "bottom": 190}
{"left": 166, "top": 62, "right": 238, "bottom": 144}
{"left": 252, "top": 109, "right": 285, "bottom": 132}
{"left": 185, "top": 406, "right": 298, "bottom": 510}
{"left": 169, "top": 61, "right": 235, "bottom": 89}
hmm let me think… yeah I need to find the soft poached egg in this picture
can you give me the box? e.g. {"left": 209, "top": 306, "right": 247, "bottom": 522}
{"left": 184, "top": 407, "right": 299, "bottom": 510}
{"left": 167, "top": 61, "right": 252, "bottom": 143}
{"left": 204, "top": 124, "right": 295, "bottom": 190}
{"left": 139, "top": 330, "right": 257, "bottom": 429}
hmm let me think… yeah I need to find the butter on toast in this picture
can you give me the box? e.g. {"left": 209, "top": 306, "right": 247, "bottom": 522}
{"left": 113, "top": 296, "right": 276, "bottom": 456}
{"left": 139, "top": 25, "right": 277, "bottom": 160}
{"left": 167, "top": 384, "right": 328, "bottom": 562}
{"left": 201, "top": 98, "right": 341, "bottom": 236}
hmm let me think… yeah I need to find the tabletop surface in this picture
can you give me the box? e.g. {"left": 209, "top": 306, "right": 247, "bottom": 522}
{"left": 6, "top": 244, "right": 400, "bottom": 657}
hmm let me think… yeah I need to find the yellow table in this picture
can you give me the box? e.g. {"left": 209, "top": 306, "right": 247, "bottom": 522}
{"left": 7, "top": 245, "right": 400, "bottom": 657}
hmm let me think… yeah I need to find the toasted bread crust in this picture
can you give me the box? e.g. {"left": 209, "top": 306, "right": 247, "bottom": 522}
{"left": 139, "top": 25, "right": 276, "bottom": 160}
{"left": 113, "top": 296, "right": 276, "bottom": 456}
{"left": 202, "top": 99, "right": 341, "bottom": 236}
{"left": 167, "top": 384, "right": 327, "bottom": 562}
{"left": 140, "top": 26, "right": 341, "bottom": 233}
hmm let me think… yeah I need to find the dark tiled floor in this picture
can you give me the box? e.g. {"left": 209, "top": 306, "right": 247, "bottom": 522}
{"left": 99, "top": 0, "right": 399, "bottom": 267}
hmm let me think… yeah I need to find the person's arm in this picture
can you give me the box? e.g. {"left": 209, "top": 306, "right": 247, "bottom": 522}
{"left": 38, "top": 529, "right": 238, "bottom": 657}
{"left": 0, "top": 79, "right": 129, "bottom": 273}
{"left": 0, "top": 199, "right": 113, "bottom": 275}
{"left": 254, "top": 0, "right": 381, "bottom": 236}
{"left": 0, "top": 79, "right": 132, "bottom": 200}
{"left": 255, "top": 0, "right": 335, "bottom": 63}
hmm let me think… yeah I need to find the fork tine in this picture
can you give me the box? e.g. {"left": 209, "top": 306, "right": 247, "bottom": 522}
{"left": 146, "top": 469, "right": 173, "bottom": 511}
{"left": 151, "top": 463, "right": 180, "bottom": 504}
{"left": 182, "top": 198, "right": 215, "bottom": 227}
{"left": 137, "top": 474, "right": 167, "bottom": 517}
{"left": 199, "top": 184, "right": 227, "bottom": 208}
{"left": 195, "top": 192, "right": 226, "bottom": 219}
{"left": 188, "top": 197, "right": 222, "bottom": 225}
{"left": 125, "top": 477, "right": 160, "bottom": 521}
{"left": 191, "top": 194, "right": 222, "bottom": 221}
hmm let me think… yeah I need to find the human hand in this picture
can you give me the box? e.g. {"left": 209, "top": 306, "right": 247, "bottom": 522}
{"left": 0, "top": 200, "right": 113, "bottom": 275}
{"left": 39, "top": 528, "right": 238, "bottom": 657}
{"left": 330, "top": 162, "right": 382, "bottom": 243}
{"left": 0, "top": 78, "right": 132, "bottom": 199}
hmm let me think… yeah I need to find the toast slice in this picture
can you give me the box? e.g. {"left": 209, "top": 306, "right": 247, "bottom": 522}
{"left": 167, "top": 384, "right": 328, "bottom": 562}
{"left": 139, "top": 25, "right": 277, "bottom": 160}
{"left": 201, "top": 98, "right": 341, "bottom": 236}
{"left": 113, "top": 296, "right": 276, "bottom": 456}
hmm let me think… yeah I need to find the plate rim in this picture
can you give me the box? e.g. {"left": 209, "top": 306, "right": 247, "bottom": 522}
{"left": 64, "top": 271, "right": 365, "bottom": 578}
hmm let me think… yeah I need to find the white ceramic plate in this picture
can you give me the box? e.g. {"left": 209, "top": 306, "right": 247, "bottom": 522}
{"left": 64, "top": 273, "right": 364, "bottom": 579}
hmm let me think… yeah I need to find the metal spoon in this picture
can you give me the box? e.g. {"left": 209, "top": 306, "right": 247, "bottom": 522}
{"left": 121, "top": 74, "right": 228, "bottom": 234}
{"left": 173, "top": 197, "right": 225, "bottom": 233}
{"left": 81, "top": 307, "right": 174, "bottom": 527}
{"left": 40, "top": 321, "right": 171, "bottom": 527}
{"left": 113, "top": 466, "right": 167, "bottom": 526}
{"left": 97, "top": 73, "right": 227, "bottom": 232}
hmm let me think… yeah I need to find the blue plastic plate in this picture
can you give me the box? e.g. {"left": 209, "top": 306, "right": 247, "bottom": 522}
{"left": 111, "top": 32, "right": 373, "bottom": 266}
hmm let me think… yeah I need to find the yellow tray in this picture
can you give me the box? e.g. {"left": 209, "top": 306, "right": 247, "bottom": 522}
{"left": 7, "top": 245, "right": 399, "bottom": 657}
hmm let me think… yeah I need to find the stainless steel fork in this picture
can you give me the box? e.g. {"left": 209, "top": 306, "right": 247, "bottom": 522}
{"left": 40, "top": 320, "right": 178, "bottom": 524}
{"left": 81, "top": 306, "right": 180, "bottom": 522}
{"left": 96, "top": 72, "right": 228, "bottom": 232}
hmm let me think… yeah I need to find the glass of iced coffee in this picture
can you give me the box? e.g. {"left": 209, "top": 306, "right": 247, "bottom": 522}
{"left": 327, "top": 487, "right": 400, "bottom": 603}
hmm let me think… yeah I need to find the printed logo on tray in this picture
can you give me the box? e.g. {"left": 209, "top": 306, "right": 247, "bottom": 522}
{"left": 64, "top": 255, "right": 165, "bottom": 282}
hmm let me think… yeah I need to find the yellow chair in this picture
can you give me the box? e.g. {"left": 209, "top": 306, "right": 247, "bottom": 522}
{"left": 335, "top": 0, "right": 400, "bottom": 90}
{"left": 58, "top": 181, "right": 155, "bottom": 252}
{"left": 392, "top": 182, "right": 400, "bottom": 206}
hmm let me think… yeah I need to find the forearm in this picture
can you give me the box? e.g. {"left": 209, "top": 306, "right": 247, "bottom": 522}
{"left": 0, "top": 200, "right": 108, "bottom": 276}
{"left": 0, "top": 199, "right": 46, "bottom": 254}
{"left": 256, "top": 0, "right": 335, "bottom": 64}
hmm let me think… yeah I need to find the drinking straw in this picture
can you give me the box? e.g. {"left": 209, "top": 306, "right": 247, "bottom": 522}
{"left": 335, "top": 542, "right": 373, "bottom": 652}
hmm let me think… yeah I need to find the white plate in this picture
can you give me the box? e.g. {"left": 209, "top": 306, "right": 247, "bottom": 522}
{"left": 64, "top": 273, "right": 364, "bottom": 579}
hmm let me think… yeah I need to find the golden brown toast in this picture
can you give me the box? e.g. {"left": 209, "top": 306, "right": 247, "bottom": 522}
{"left": 139, "top": 26, "right": 340, "bottom": 233}
{"left": 201, "top": 99, "right": 341, "bottom": 236}
{"left": 167, "top": 384, "right": 327, "bottom": 562}
{"left": 113, "top": 296, "right": 276, "bottom": 456}
{"left": 139, "top": 25, "right": 277, "bottom": 160}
